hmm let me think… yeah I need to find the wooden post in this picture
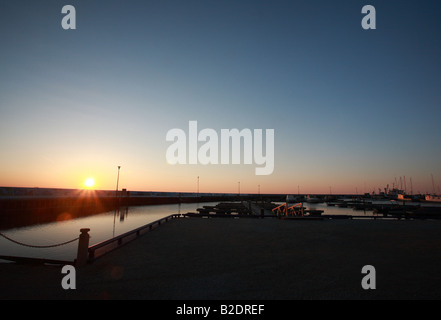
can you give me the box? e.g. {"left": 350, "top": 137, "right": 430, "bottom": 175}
{"left": 76, "top": 228, "right": 90, "bottom": 267}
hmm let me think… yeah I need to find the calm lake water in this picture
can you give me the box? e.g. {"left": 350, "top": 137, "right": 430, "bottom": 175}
{"left": 1, "top": 200, "right": 438, "bottom": 262}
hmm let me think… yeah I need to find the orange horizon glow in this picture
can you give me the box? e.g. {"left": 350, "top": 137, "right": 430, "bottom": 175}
{"left": 1, "top": 177, "right": 438, "bottom": 196}
{"left": 0, "top": 163, "right": 439, "bottom": 196}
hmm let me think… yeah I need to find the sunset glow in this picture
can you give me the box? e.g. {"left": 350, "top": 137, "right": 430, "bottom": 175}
{"left": 84, "top": 178, "right": 96, "bottom": 189}
{"left": 0, "top": 1, "right": 440, "bottom": 195}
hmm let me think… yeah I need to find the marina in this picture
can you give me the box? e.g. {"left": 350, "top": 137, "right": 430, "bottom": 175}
{"left": 1, "top": 187, "right": 441, "bottom": 265}
{"left": 1, "top": 187, "right": 441, "bottom": 300}
{"left": 1, "top": 0, "right": 440, "bottom": 302}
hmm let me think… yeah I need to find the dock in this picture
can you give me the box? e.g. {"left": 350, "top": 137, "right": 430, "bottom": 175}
{"left": 2, "top": 198, "right": 441, "bottom": 300}
{"left": 185, "top": 201, "right": 441, "bottom": 220}
{"left": 2, "top": 217, "right": 441, "bottom": 300}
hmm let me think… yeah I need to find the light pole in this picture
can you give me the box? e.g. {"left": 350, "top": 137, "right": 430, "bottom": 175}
{"left": 113, "top": 165, "right": 121, "bottom": 237}
{"left": 116, "top": 166, "right": 121, "bottom": 201}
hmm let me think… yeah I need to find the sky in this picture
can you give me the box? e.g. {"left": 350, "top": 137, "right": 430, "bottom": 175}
{"left": 0, "top": 0, "right": 440, "bottom": 195}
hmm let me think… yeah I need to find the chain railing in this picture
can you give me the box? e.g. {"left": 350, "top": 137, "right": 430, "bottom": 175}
{"left": 1, "top": 214, "right": 181, "bottom": 266}
{"left": 0, "top": 232, "right": 79, "bottom": 248}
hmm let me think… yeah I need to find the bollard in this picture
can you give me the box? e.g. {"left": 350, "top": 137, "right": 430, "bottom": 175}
{"left": 76, "top": 228, "right": 90, "bottom": 267}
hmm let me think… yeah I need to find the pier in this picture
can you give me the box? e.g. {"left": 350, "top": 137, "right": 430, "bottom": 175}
{"left": 2, "top": 190, "right": 441, "bottom": 299}
{"left": 2, "top": 216, "right": 441, "bottom": 299}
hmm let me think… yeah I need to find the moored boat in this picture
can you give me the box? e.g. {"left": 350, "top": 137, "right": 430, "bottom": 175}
{"left": 424, "top": 195, "right": 441, "bottom": 203}
{"left": 306, "top": 195, "right": 323, "bottom": 203}
{"left": 397, "top": 193, "right": 412, "bottom": 201}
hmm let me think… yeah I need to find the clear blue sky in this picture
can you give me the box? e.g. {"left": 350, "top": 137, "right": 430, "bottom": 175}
{"left": 0, "top": 0, "right": 440, "bottom": 194}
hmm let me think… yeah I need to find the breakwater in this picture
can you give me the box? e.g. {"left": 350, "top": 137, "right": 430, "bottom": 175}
{"left": 0, "top": 193, "right": 281, "bottom": 213}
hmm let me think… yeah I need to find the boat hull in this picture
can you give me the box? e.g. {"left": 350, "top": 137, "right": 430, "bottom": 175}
{"left": 424, "top": 195, "right": 441, "bottom": 203}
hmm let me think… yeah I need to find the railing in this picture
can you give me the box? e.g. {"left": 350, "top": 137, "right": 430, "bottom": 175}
{"left": 0, "top": 214, "right": 181, "bottom": 266}
{"left": 0, "top": 255, "right": 72, "bottom": 265}
{"left": 0, "top": 231, "right": 79, "bottom": 265}
{"left": 87, "top": 214, "right": 181, "bottom": 263}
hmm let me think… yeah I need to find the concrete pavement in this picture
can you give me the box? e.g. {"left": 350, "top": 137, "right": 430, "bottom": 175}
{"left": 1, "top": 217, "right": 441, "bottom": 299}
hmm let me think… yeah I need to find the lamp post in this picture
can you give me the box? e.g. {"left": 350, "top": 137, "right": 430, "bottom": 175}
{"left": 197, "top": 176, "right": 199, "bottom": 202}
{"left": 116, "top": 166, "right": 121, "bottom": 202}
{"left": 113, "top": 166, "right": 121, "bottom": 237}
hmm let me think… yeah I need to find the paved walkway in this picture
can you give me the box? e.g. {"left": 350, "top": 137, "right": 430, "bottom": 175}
{"left": 1, "top": 218, "right": 441, "bottom": 299}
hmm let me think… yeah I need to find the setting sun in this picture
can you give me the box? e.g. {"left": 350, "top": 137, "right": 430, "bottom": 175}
{"left": 84, "top": 177, "right": 96, "bottom": 189}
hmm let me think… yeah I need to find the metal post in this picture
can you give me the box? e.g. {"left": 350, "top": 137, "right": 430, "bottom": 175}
{"left": 116, "top": 166, "right": 121, "bottom": 201}
{"left": 76, "top": 228, "right": 90, "bottom": 267}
